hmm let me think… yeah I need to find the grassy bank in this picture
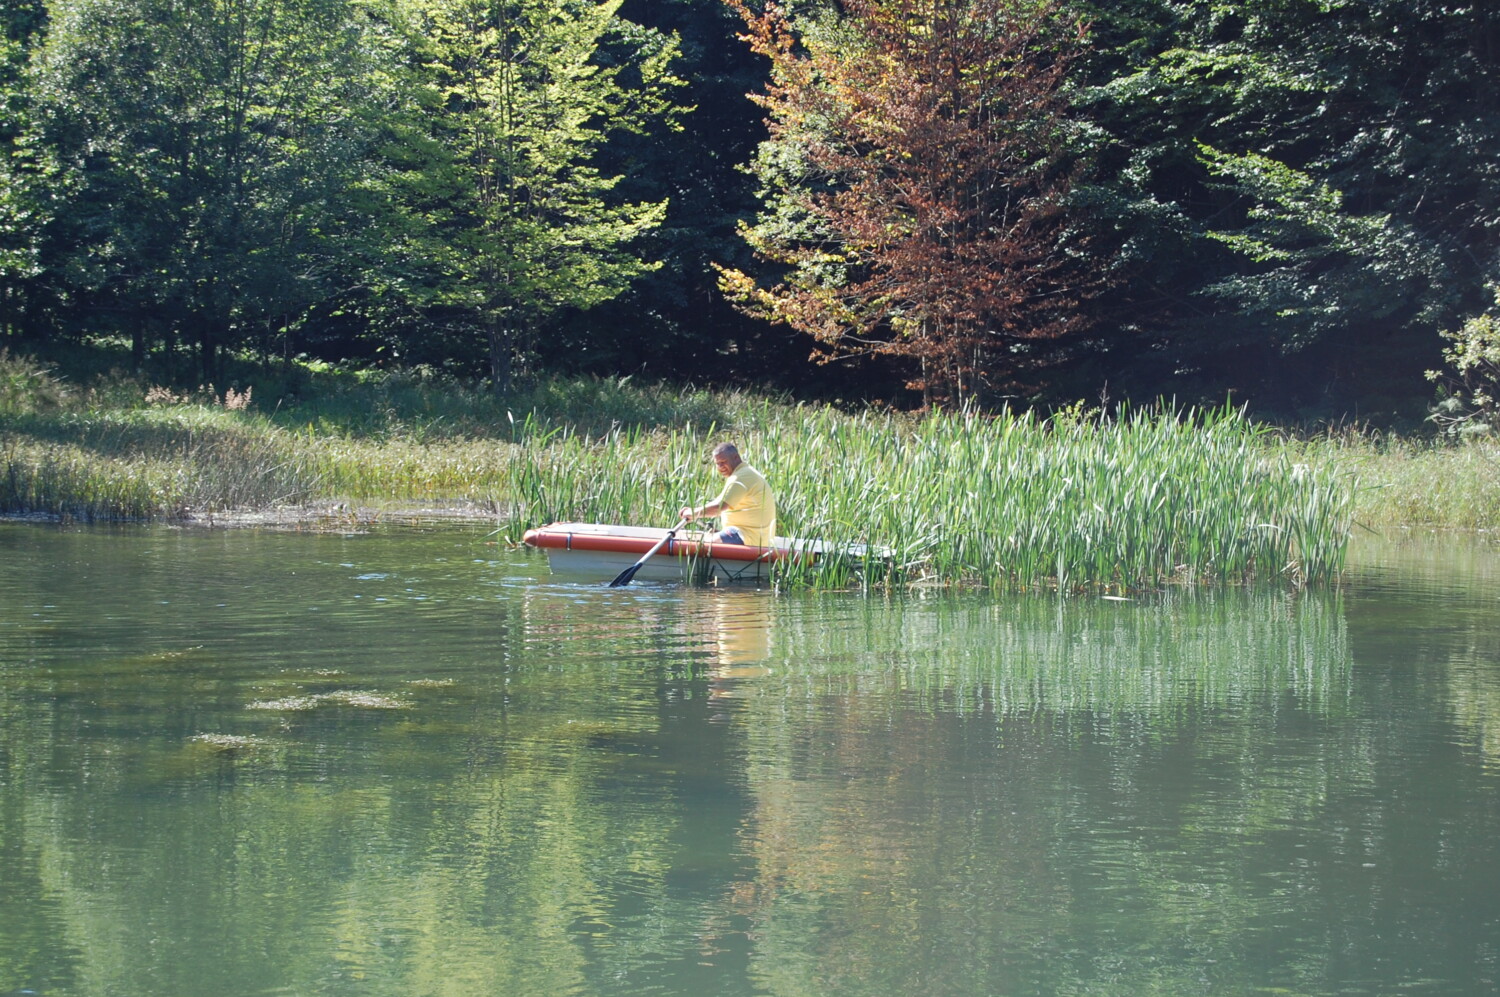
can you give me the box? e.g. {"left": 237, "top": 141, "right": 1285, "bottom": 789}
{"left": 4, "top": 350, "right": 1494, "bottom": 590}
{"left": 0, "top": 350, "right": 739, "bottom": 519}
{"left": 1292, "top": 431, "right": 1500, "bottom": 533}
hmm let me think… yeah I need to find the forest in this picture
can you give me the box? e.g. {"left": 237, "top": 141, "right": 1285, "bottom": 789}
{"left": 2, "top": 0, "right": 1498, "bottom": 425}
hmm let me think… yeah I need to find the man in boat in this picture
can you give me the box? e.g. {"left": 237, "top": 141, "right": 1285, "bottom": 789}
{"left": 679, "top": 443, "right": 777, "bottom": 547}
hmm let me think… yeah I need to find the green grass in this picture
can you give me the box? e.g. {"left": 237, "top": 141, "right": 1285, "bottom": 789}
{"left": 0, "top": 349, "right": 743, "bottom": 521}
{"left": 264, "top": 364, "right": 741, "bottom": 443}
{"left": 4, "top": 347, "right": 1493, "bottom": 590}
{"left": 1289, "top": 430, "right": 1500, "bottom": 532}
{"left": 0, "top": 405, "right": 521, "bottom": 520}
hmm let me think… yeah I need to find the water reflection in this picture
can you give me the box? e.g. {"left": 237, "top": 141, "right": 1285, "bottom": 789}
{"left": 1, "top": 524, "right": 1497, "bottom": 996}
{"left": 692, "top": 589, "right": 774, "bottom": 704}
{"left": 1347, "top": 532, "right": 1500, "bottom": 772}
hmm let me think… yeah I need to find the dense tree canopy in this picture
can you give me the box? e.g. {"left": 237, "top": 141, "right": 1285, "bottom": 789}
{"left": 1068, "top": 0, "right": 1500, "bottom": 418}
{"left": 720, "top": 0, "right": 1101, "bottom": 407}
{"left": 1, "top": 0, "right": 1497, "bottom": 420}
{"left": 19, "top": 0, "right": 390, "bottom": 379}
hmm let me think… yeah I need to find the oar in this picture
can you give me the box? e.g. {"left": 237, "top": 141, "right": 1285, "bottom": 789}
{"left": 608, "top": 517, "right": 689, "bottom": 587}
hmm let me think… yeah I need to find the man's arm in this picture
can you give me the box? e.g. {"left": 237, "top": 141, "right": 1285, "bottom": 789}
{"left": 680, "top": 499, "right": 726, "bottom": 520}
{"left": 681, "top": 477, "right": 745, "bottom": 521}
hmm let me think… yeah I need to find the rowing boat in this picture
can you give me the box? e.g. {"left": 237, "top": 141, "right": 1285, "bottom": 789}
{"left": 522, "top": 521, "right": 853, "bottom": 585}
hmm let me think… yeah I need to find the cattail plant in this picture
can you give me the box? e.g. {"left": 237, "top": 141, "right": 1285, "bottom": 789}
{"left": 508, "top": 402, "right": 1356, "bottom": 592}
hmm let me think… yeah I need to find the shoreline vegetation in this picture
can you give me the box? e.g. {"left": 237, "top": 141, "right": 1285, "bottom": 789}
{"left": 3, "top": 350, "right": 1496, "bottom": 592}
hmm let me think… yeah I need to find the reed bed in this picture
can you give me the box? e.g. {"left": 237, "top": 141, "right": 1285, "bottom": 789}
{"left": 507, "top": 403, "right": 1357, "bottom": 592}
{"left": 0, "top": 350, "right": 1377, "bottom": 589}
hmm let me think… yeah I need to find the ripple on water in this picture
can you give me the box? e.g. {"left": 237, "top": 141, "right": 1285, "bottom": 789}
{"left": 246, "top": 690, "right": 412, "bottom": 711}
{"left": 188, "top": 733, "right": 272, "bottom": 750}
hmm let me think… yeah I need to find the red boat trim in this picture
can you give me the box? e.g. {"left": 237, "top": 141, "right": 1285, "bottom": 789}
{"left": 522, "top": 524, "right": 808, "bottom": 564}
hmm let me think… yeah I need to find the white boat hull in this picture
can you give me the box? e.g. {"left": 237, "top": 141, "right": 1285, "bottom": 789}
{"left": 521, "top": 522, "right": 845, "bottom": 585}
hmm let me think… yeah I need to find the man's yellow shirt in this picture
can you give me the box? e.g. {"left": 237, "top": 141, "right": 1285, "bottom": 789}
{"left": 714, "top": 463, "right": 776, "bottom": 547}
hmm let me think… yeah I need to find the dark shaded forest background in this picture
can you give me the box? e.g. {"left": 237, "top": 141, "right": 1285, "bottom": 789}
{"left": 2, "top": 0, "right": 1497, "bottom": 425}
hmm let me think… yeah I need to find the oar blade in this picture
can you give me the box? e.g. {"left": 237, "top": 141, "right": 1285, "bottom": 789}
{"left": 608, "top": 563, "right": 642, "bottom": 587}
{"left": 605, "top": 520, "right": 686, "bottom": 588}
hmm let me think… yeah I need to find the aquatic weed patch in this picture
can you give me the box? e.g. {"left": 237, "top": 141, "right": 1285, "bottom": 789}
{"left": 508, "top": 403, "right": 1356, "bottom": 592}
{"left": 246, "top": 690, "right": 412, "bottom": 711}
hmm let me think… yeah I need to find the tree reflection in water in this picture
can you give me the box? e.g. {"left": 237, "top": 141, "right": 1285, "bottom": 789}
{"left": 1, "top": 525, "right": 1497, "bottom": 996}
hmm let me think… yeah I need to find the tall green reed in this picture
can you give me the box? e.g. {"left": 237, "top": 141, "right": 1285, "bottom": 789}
{"left": 508, "top": 402, "right": 1356, "bottom": 592}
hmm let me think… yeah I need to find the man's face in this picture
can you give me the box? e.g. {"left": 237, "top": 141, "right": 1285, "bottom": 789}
{"left": 714, "top": 455, "right": 734, "bottom": 476}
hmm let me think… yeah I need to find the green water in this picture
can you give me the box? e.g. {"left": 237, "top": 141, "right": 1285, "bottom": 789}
{"left": 1, "top": 521, "right": 1497, "bottom": 996}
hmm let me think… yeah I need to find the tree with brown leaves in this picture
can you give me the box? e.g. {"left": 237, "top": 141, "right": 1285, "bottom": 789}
{"left": 719, "top": 0, "right": 1100, "bottom": 408}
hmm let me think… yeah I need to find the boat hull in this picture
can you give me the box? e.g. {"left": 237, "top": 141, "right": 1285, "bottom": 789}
{"left": 521, "top": 522, "right": 814, "bottom": 584}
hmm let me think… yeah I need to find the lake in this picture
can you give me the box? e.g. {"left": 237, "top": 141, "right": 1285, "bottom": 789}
{"left": 1, "top": 520, "right": 1497, "bottom": 996}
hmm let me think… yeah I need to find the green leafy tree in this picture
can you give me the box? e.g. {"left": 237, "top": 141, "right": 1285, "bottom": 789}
{"left": 24, "top": 0, "right": 388, "bottom": 379}
{"left": 1196, "top": 144, "right": 1444, "bottom": 353}
{"left": 540, "top": 0, "right": 785, "bottom": 387}
{"left": 1426, "top": 287, "right": 1500, "bottom": 436}
{"left": 391, "top": 0, "right": 685, "bottom": 391}
{"left": 720, "top": 0, "right": 1099, "bottom": 408}
{"left": 1070, "top": 0, "right": 1500, "bottom": 417}
{"left": 0, "top": 0, "right": 47, "bottom": 339}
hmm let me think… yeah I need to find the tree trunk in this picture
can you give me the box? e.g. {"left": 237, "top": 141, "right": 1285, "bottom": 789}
{"left": 131, "top": 318, "right": 145, "bottom": 373}
{"left": 488, "top": 320, "right": 513, "bottom": 396}
{"left": 200, "top": 330, "right": 217, "bottom": 387}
